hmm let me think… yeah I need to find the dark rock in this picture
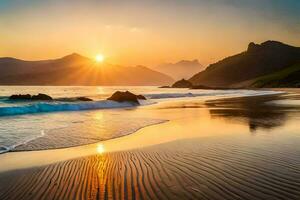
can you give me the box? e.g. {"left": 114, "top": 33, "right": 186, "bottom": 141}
{"left": 107, "top": 91, "right": 145, "bottom": 104}
{"left": 31, "top": 93, "right": 53, "bottom": 100}
{"left": 172, "top": 79, "right": 193, "bottom": 88}
{"left": 9, "top": 94, "right": 32, "bottom": 100}
{"left": 77, "top": 97, "right": 93, "bottom": 101}
{"left": 136, "top": 95, "right": 146, "bottom": 100}
{"left": 9, "top": 93, "right": 52, "bottom": 101}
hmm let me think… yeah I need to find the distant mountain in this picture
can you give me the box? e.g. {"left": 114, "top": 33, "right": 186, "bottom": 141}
{"left": 153, "top": 59, "right": 204, "bottom": 79}
{"left": 189, "top": 41, "right": 300, "bottom": 88}
{"left": 0, "top": 54, "right": 174, "bottom": 86}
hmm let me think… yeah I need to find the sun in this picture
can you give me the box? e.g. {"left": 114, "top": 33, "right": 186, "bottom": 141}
{"left": 95, "top": 54, "right": 105, "bottom": 63}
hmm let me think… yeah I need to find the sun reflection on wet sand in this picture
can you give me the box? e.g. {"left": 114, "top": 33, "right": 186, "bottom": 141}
{"left": 96, "top": 144, "right": 105, "bottom": 154}
{"left": 93, "top": 112, "right": 103, "bottom": 120}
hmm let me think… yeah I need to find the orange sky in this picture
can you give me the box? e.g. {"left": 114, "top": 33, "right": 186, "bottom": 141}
{"left": 1, "top": 0, "right": 300, "bottom": 66}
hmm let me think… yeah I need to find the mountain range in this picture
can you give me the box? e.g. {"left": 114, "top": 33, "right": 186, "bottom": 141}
{"left": 2, "top": 41, "right": 300, "bottom": 88}
{"left": 189, "top": 41, "right": 300, "bottom": 88}
{"left": 153, "top": 59, "right": 205, "bottom": 80}
{"left": 0, "top": 54, "right": 174, "bottom": 86}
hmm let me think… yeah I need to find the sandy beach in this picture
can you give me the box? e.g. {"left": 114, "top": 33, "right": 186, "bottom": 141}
{"left": 1, "top": 90, "right": 300, "bottom": 200}
{"left": 2, "top": 0, "right": 300, "bottom": 198}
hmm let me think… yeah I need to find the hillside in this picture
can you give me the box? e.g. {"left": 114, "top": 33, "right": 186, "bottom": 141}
{"left": 250, "top": 63, "right": 300, "bottom": 88}
{"left": 153, "top": 59, "right": 204, "bottom": 79}
{"left": 189, "top": 41, "right": 300, "bottom": 87}
{"left": 0, "top": 54, "right": 174, "bottom": 86}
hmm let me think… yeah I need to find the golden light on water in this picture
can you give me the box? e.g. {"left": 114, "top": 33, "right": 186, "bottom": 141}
{"left": 95, "top": 54, "right": 104, "bottom": 63}
{"left": 96, "top": 144, "right": 105, "bottom": 154}
{"left": 94, "top": 112, "right": 103, "bottom": 120}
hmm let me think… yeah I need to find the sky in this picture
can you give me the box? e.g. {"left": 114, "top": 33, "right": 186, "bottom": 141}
{"left": 0, "top": 0, "right": 300, "bottom": 66}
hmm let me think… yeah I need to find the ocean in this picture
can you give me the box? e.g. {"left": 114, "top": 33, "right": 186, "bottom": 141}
{"left": 0, "top": 86, "right": 281, "bottom": 153}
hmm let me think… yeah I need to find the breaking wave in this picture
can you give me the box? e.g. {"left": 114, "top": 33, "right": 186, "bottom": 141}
{"left": 0, "top": 100, "right": 137, "bottom": 116}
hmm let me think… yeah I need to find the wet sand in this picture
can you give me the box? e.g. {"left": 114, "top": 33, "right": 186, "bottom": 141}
{"left": 1, "top": 91, "right": 300, "bottom": 200}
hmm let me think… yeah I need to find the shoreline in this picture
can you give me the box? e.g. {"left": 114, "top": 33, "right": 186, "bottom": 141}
{"left": 0, "top": 89, "right": 284, "bottom": 153}
{"left": 9, "top": 120, "right": 169, "bottom": 154}
{"left": 0, "top": 90, "right": 294, "bottom": 173}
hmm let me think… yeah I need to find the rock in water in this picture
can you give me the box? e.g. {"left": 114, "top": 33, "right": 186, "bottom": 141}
{"left": 77, "top": 97, "right": 93, "bottom": 101}
{"left": 9, "top": 93, "right": 53, "bottom": 101}
{"left": 136, "top": 95, "right": 147, "bottom": 100}
{"left": 9, "top": 94, "right": 32, "bottom": 100}
{"left": 31, "top": 93, "right": 53, "bottom": 100}
{"left": 172, "top": 79, "right": 193, "bottom": 88}
{"left": 107, "top": 91, "right": 146, "bottom": 104}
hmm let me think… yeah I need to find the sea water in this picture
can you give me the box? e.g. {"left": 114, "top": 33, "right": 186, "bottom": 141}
{"left": 0, "top": 86, "right": 281, "bottom": 153}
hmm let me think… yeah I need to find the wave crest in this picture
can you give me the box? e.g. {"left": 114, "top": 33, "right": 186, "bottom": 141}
{"left": 0, "top": 100, "right": 136, "bottom": 116}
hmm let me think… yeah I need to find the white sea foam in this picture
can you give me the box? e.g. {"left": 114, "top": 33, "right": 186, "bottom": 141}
{"left": 0, "top": 129, "right": 46, "bottom": 153}
{"left": 266, "top": 99, "right": 300, "bottom": 106}
{"left": 146, "top": 90, "right": 283, "bottom": 99}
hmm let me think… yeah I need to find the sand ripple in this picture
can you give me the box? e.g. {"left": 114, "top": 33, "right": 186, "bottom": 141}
{"left": 1, "top": 136, "right": 300, "bottom": 200}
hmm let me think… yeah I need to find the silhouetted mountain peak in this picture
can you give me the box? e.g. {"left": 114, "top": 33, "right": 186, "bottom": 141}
{"left": 247, "top": 42, "right": 260, "bottom": 52}
{"left": 59, "top": 53, "right": 90, "bottom": 64}
{"left": 247, "top": 40, "right": 296, "bottom": 54}
{"left": 0, "top": 54, "right": 174, "bottom": 86}
{"left": 68, "top": 52, "right": 81, "bottom": 57}
{"left": 189, "top": 40, "right": 300, "bottom": 87}
{"left": 176, "top": 59, "right": 200, "bottom": 65}
{"left": 61, "top": 53, "right": 85, "bottom": 60}
{"left": 153, "top": 59, "right": 204, "bottom": 79}
{"left": 261, "top": 40, "right": 287, "bottom": 47}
